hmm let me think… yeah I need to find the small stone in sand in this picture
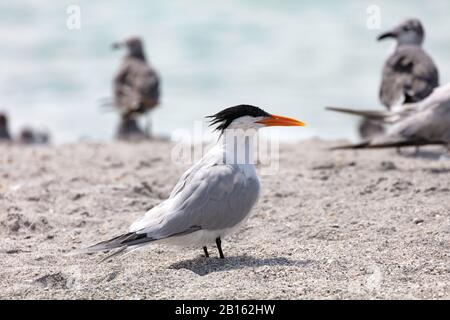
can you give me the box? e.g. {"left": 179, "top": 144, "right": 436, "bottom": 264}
{"left": 380, "top": 161, "right": 397, "bottom": 171}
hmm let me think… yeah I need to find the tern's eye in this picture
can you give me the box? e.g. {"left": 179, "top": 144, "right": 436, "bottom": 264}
{"left": 403, "top": 26, "right": 412, "bottom": 32}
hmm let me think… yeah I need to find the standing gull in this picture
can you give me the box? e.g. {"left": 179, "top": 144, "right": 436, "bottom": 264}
{"left": 0, "top": 113, "right": 11, "bottom": 141}
{"left": 79, "top": 105, "right": 305, "bottom": 260}
{"left": 359, "top": 18, "right": 439, "bottom": 139}
{"left": 378, "top": 18, "right": 439, "bottom": 109}
{"left": 112, "top": 36, "right": 161, "bottom": 140}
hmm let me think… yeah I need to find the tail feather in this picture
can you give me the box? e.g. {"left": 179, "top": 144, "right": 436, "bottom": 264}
{"left": 331, "top": 140, "right": 447, "bottom": 150}
{"left": 99, "top": 246, "right": 129, "bottom": 262}
{"left": 330, "top": 141, "right": 371, "bottom": 150}
{"left": 77, "top": 232, "right": 156, "bottom": 255}
{"left": 74, "top": 225, "right": 203, "bottom": 259}
{"left": 326, "top": 106, "right": 393, "bottom": 121}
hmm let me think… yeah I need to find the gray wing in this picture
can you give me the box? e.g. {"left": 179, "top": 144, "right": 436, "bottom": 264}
{"left": 326, "top": 106, "right": 415, "bottom": 124}
{"left": 113, "top": 58, "right": 160, "bottom": 115}
{"left": 347, "top": 101, "right": 450, "bottom": 149}
{"left": 390, "top": 98, "right": 450, "bottom": 143}
{"left": 332, "top": 85, "right": 450, "bottom": 150}
{"left": 139, "top": 163, "right": 260, "bottom": 239}
{"left": 113, "top": 60, "right": 132, "bottom": 110}
{"left": 380, "top": 45, "right": 439, "bottom": 109}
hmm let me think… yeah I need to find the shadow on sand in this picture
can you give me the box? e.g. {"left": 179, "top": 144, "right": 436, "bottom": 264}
{"left": 169, "top": 255, "right": 313, "bottom": 276}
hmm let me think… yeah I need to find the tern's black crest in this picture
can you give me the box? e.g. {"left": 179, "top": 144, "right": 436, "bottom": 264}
{"left": 207, "top": 104, "right": 270, "bottom": 132}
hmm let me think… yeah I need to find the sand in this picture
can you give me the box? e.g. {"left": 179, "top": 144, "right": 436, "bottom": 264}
{"left": 1, "top": 139, "right": 449, "bottom": 299}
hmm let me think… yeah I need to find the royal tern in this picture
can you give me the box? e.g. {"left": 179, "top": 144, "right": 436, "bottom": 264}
{"left": 81, "top": 105, "right": 305, "bottom": 259}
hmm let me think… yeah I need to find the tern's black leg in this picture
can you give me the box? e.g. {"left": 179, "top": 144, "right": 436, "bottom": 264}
{"left": 414, "top": 146, "right": 420, "bottom": 155}
{"left": 216, "top": 237, "right": 225, "bottom": 259}
{"left": 396, "top": 147, "right": 402, "bottom": 155}
{"left": 203, "top": 246, "right": 209, "bottom": 258}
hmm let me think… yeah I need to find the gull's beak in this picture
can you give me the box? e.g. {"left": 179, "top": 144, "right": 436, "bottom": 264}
{"left": 257, "top": 114, "right": 306, "bottom": 127}
{"left": 377, "top": 30, "right": 397, "bottom": 41}
{"left": 112, "top": 42, "right": 123, "bottom": 50}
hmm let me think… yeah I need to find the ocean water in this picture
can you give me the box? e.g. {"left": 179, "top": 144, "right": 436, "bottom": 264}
{"left": 1, "top": 0, "right": 450, "bottom": 144}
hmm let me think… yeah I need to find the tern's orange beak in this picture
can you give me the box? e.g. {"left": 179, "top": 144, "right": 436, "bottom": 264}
{"left": 256, "top": 114, "right": 306, "bottom": 127}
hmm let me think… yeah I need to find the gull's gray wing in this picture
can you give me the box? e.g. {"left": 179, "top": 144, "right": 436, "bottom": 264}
{"left": 389, "top": 97, "right": 450, "bottom": 144}
{"left": 113, "top": 58, "right": 160, "bottom": 115}
{"left": 136, "top": 163, "right": 260, "bottom": 239}
{"left": 326, "top": 102, "right": 421, "bottom": 124}
{"left": 332, "top": 85, "right": 450, "bottom": 150}
{"left": 126, "top": 59, "right": 160, "bottom": 103}
{"left": 333, "top": 98, "right": 450, "bottom": 150}
{"left": 380, "top": 45, "right": 439, "bottom": 108}
{"left": 326, "top": 106, "right": 409, "bottom": 124}
{"left": 378, "top": 85, "right": 450, "bottom": 144}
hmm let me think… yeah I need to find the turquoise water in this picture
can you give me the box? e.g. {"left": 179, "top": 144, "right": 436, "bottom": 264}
{"left": 1, "top": 0, "right": 450, "bottom": 143}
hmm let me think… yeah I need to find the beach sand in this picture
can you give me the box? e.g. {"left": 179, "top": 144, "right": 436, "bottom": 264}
{"left": 1, "top": 139, "right": 449, "bottom": 299}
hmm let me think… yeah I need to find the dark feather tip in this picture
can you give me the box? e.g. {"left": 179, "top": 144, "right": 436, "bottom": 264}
{"left": 207, "top": 104, "right": 270, "bottom": 132}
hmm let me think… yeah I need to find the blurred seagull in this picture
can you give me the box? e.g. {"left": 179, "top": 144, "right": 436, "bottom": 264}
{"left": 112, "top": 36, "right": 160, "bottom": 139}
{"left": 80, "top": 105, "right": 305, "bottom": 260}
{"left": 0, "top": 113, "right": 11, "bottom": 141}
{"left": 327, "top": 103, "right": 418, "bottom": 126}
{"left": 378, "top": 18, "right": 439, "bottom": 109}
{"left": 18, "top": 127, "right": 50, "bottom": 145}
{"left": 359, "top": 18, "right": 439, "bottom": 139}
{"left": 329, "top": 84, "right": 450, "bottom": 151}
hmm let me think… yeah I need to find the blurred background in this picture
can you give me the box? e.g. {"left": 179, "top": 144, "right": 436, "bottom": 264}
{"left": 1, "top": 0, "right": 450, "bottom": 144}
